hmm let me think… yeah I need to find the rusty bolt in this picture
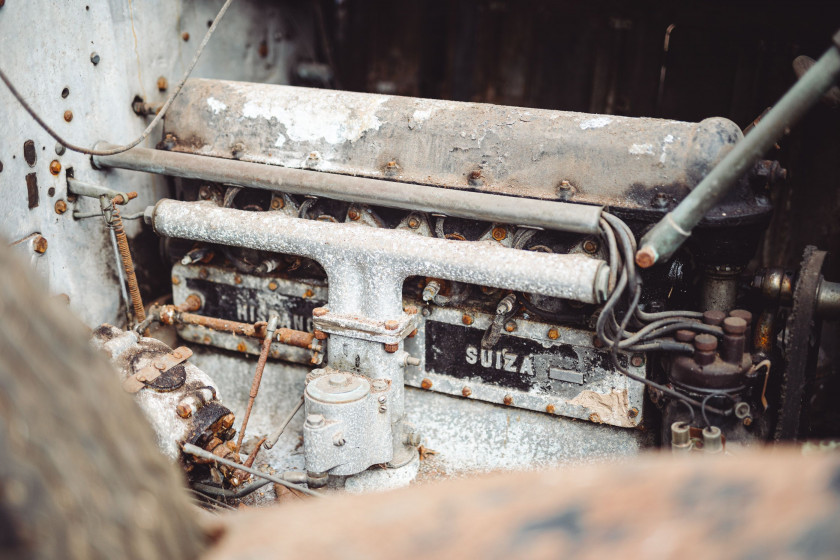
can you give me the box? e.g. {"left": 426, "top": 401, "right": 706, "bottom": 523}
{"left": 462, "top": 314, "right": 473, "bottom": 326}
{"left": 556, "top": 180, "right": 574, "bottom": 200}
{"left": 314, "top": 329, "right": 327, "bottom": 340}
{"left": 63, "top": 110, "right": 73, "bottom": 122}
{"left": 468, "top": 169, "right": 484, "bottom": 186}
{"left": 33, "top": 236, "right": 47, "bottom": 254}
{"left": 504, "top": 321, "right": 516, "bottom": 333}
{"left": 652, "top": 192, "right": 669, "bottom": 209}
{"left": 628, "top": 407, "right": 639, "bottom": 419}
{"left": 384, "top": 320, "right": 399, "bottom": 331}
{"left": 547, "top": 327, "right": 559, "bottom": 340}
{"left": 461, "top": 386, "right": 472, "bottom": 397}
{"left": 386, "top": 160, "right": 398, "bottom": 169}
{"left": 234, "top": 275, "right": 242, "bottom": 285}
{"left": 270, "top": 197, "right": 284, "bottom": 209}
{"left": 583, "top": 240, "right": 598, "bottom": 254}
{"left": 268, "top": 281, "right": 278, "bottom": 291}
{"left": 408, "top": 328, "right": 418, "bottom": 338}
{"left": 156, "top": 76, "right": 168, "bottom": 91}
{"left": 589, "top": 413, "right": 602, "bottom": 423}
{"left": 408, "top": 217, "right": 420, "bottom": 229}
{"left": 420, "top": 378, "right": 433, "bottom": 390}
{"left": 384, "top": 343, "right": 399, "bottom": 353}
{"left": 199, "top": 268, "right": 209, "bottom": 279}
{"left": 49, "top": 160, "right": 61, "bottom": 175}
{"left": 503, "top": 394, "right": 514, "bottom": 406}
{"left": 176, "top": 404, "right": 192, "bottom": 419}
{"left": 172, "top": 276, "right": 181, "bottom": 285}
{"left": 743, "top": 417, "right": 753, "bottom": 427}
{"left": 546, "top": 404, "right": 556, "bottom": 414}
{"left": 198, "top": 186, "right": 212, "bottom": 200}
{"left": 54, "top": 200, "right": 67, "bottom": 214}
{"left": 492, "top": 227, "right": 507, "bottom": 241}
{"left": 630, "top": 354, "right": 645, "bottom": 367}
{"left": 404, "top": 305, "right": 418, "bottom": 315}
{"left": 90, "top": 52, "right": 100, "bottom": 65}
{"left": 313, "top": 307, "right": 328, "bottom": 317}
{"left": 348, "top": 209, "right": 360, "bottom": 221}
{"left": 181, "top": 31, "right": 190, "bottom": 41}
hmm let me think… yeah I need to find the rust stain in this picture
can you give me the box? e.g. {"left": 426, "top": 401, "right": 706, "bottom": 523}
{"left": 570, "top": 389, "right": 634, "bottom": 428}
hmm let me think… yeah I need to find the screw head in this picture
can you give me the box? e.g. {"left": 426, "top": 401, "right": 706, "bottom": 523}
{"left": 408, "top": 217, "right": 420, "bottom": 229}
{"left": 547, "top": 327, "right": 559, "bottom": 340}
{"left": 348, "top": 209, "right": 360, "bottom": 221}
{"left": 54, "top": 200, "right": 67, "bottom": 214}
{"left": 630, "top": 354, "right": 645, "bottom": 367}
{"left": 33, "top": 235, "right": 47, "bottom": 254}
{"left": 90, "top": 52, "right": 100, "bottom": 65}
{"left": 504, "top": 321, "right": 516, "bottom": 333}
{"left": 270, "top": 197, "right": 284, "bottom": 209}
{"left": 462, "top": 314, "right": 473, "bottom": 326}
{"left": 583, "top": 240, "right": 598, "bottom": 254}
{"left": 652, "top": 192, "right": 669, "bottom": 208}
{"left": 268, "top": 281, "right": 278, "bottom": 291}
{"left": 492, "top": 227, "right": 507, "bottom": 241}
{"left": 48, "top": 160, "right": 61, "bottom": 175}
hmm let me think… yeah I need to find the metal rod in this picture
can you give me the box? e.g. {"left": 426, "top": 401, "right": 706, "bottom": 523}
{"left": 182, "top": 443, "right": 324, "bottom": 498}
{"left": 111, "top": 205, "right": 146, "bottom": 323}
{"left": 108, "top": 226, "right": 132, "bottom": 322}
{"left": 236, "top": 314, "right": 279, "bottom": 451}
{"left": 159, "top": 308, "right": 316, "bottom": 349}
{"left": 636, "top": 30, "right": 840, "bottom": 268}
{"left": 264, "top": 396, "right": 304, "bottom": 449}
{"left": 93, "top": 145, "right": 603, "bottom": 234}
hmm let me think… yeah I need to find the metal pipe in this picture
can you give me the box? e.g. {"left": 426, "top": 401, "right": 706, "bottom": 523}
{"left": 93, "top": 145, "right": 603, "bottom": 234}
{"left": 636, "top": 30, "right": 840, "bottom": 268}
{"left": 148, "top": 199, "right": 610, "bottom": 305}
{"left": 237, "top": 314, "right": 279, "bottom": 451}
{"left": 182, "top": 443, "right": 324, "bottom": 498}
{"left": 264, "top": 396, "right": 304, "bottom": 449}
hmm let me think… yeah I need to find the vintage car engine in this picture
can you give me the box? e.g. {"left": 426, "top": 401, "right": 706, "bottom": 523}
{"left": 3, "top": 0, "right": 839, "bottom": 511}
{"left": 87, "top": 76, "right": 833, "bottom": 488}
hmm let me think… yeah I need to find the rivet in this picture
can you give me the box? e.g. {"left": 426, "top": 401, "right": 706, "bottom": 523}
{"left": 268, "top": 281, "right": 278, "bottom": 291}
{"left": 172, "top": 276, "right": 181, "bottom": 285}
{"left": 462, "top": 314, "right": 473, "bottom": 326}
{"left": 181, "top": 31, "right": 190, "bottom": 41}
{"left": 462, "top": 386, "right": 472, "bottom": 397}
{"left": 492, "top": 227, "right": 507, "bottom": 241}
{"left": 420, "top": 378, "right": 432, "bottom": 390}
{"left": 583, "top": 240, "right": 598, "bottom": 254}
{"left": 49, "top": 160, "right": 61, "bottom": 175}
{"left": 156, "top": 76, "right": 168, "bottom": 91}
{"left": 54, "top": 200, "right": 67, "bottom": 214}
{"left": 546, "top": 404, "right": 556, "bottom": 414}
{"left": 547, "top": 328, "right": 559, "bottom": 340}
{"left": 503, "top": 394, "right": 513, "bottom": 406}
{"left": 33, "top": 235, "right": 48, "bottom": 254}
{"left": 89, "top": 52, "right": 100, "bottom": 65}
{"left": 63, "top": 110, "right": 73, "bottom": 122}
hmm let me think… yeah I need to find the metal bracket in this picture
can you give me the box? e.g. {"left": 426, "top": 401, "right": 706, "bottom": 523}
{"left": 313, "top": 309, "right": 419, "bottom": 344}
{"left": 122, "top": 346, "right": 193, "bottom": 393}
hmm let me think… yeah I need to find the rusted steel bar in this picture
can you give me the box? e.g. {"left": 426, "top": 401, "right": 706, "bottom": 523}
{"left": 160, "top": 307, "right": 317, "bottom": 350}
{"left": 111, "top": 203, "right": 145, "bottom": 323}
{"left": 236, "top": 315, "right": 278, "bottom": 451}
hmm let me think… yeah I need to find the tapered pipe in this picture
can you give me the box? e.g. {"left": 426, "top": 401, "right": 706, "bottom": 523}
{"left": 637, "top": 30, "right": 840, "bottom": 268}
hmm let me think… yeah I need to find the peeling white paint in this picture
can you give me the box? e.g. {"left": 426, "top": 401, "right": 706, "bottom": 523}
{"left": 207, "top": 96, "right": 227, "bottom": 114}
{"left": 629, "top": 143, "right": 655, "bottom": 155}
{"left": 242, "top": 91, "right": 388, "bottom": 144}
{"left": 580, "top": 116, "right": 612, "bottom": 130}
{"left": 275, "top": 132, "right": 286, "bottom": 147}
{"left": 412, "top": 108, "right": 433, "bottom": 122}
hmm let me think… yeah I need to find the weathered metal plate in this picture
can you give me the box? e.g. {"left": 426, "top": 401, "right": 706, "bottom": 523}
{"left": 171, "top": 263, "right": 326, "bottom": 363}
{"left": 404, "top": 305, "right": 646, "bottom": 428}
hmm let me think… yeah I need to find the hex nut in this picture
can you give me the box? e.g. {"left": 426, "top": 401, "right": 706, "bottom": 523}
{"left": 305, "top": 414, "right": 325, "bottom": 429}
{"left": 32, "top": 236, "right": 47, "bottom": 254}
{"left": 54, "top": 200, "right": 67, "bottom": 214}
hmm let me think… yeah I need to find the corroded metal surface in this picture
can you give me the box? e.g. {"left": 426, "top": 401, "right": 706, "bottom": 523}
{"left": 204, "top": 449, "right": 840, "bottom": 559}
{"left": 162, "top": 78, "right": 744, "bottom": 211}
